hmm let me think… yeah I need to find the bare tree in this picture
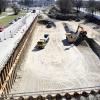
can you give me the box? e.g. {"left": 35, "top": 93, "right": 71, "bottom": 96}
{"left": 0, "top": 0, "right": 7, "bottom": 13}
{"left": 95, "top": 2, "right": 100, "bottom": 12}
{"left": 24, "top": 0, "right": 30, "bottom": 6}
{"left": 87, "top": 0, "right": 96, "bottom": 16}
{"left": 12, "top": 4, "right": 20, "bottom": 15}
{"left": 19, "top": 0, "right": 24, "bottom": 5}
{"left": 75, "top": 0, "right": 83, "bottom": 13}
{"left": 57, "top": 0, "right": 73, "bottom": 13}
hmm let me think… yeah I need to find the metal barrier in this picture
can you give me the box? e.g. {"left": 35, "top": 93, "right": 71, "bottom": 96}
{"left": 0, "top": 17, "right": 24, "bottom": 41}
{"left": 0, "top": 87, "right": 100, "bottom": 100}
{"left": 0, "top": 15, "right": 38, "bottom": 95}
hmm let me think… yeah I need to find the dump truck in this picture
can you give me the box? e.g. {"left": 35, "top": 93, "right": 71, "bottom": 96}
{"left": 37, "top": 34, "right": 49, "bottom": 49}
{"left": 37, "top": 39, "right": 46, "bottom": 49}
{"left": 66, "top": 25, "right": 87, "bottom": 45}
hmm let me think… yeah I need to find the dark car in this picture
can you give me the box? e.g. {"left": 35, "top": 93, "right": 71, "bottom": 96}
{"left": 18, "top": 17, "right": 21, "bottom": 19}
{"left": 46, "top": 22, "right": 52, "bottom": 28}
{"left": 14, "top": 18, "right": 18, "bottom": 21}
{"left": 44, "top": 34, "right": 49, "bottom": 43}
{"left": 0, "top": 26, "right": 4, "bottom": 32}
{"left": 44, "top": 34, "right": 49, "bottom": 38}
{"left": 75, "top": 18, "right": 80, "bottom": 22}
{"left": 9, "top": 20, "right": 15, "bottom": 25}
{"left": 32, "top": 10, "right": 36, "bottom": 13}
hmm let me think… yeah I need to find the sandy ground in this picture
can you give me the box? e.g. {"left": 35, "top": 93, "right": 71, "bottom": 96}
{"left": 10, "top": 21, "right": 100, "bottom": 94}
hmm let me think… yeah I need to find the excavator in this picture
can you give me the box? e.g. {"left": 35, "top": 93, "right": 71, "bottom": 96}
{"left": 66, "top": 25, "right": 87, "bottom": 46}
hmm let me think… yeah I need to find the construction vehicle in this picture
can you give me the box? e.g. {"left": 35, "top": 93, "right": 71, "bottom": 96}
{"left": 37, "top": 34, "right": 49, "bottom": 49}
{"left": 44, "top": 34, "right": 49, "bottom": 43}
{"left": 32, "top": 10, "right": 36, "bottom": 13}
{"left": 37, "top": 39, "right": 46, "bottom": 49}
{"left": 46, "top": 22, "right": 52, "bottom": 28}
{"left": 66, "top": 25, "right": 87, "bottom": 45}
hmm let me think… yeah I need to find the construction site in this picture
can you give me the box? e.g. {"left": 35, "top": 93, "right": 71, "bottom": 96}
{"left": 0, "top": 1, "right": 100, "bottom": 100}
{"left": 10, "top": 18, "right": 100, "bottom": 93}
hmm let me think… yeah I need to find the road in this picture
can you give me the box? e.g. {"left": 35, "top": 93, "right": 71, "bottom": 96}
{"left": 11, "top": 21, "right": 100, "bottom": 94}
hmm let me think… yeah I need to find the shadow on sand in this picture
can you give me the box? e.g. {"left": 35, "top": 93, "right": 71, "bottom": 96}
{"left": 32, "top": 46, "right": 43, "bottom": 52}
{"left": 62, "top": 39, "right": 74, "bottom": 50}
{"left": 62, "top": 39, "right": 70, "bottom": 46}
{"left": 64, "top": 44, "right": 74, "bottom": 50}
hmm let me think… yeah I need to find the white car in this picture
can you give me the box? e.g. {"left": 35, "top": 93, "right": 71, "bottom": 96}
{"left": 44, "top": 34, "right": 49, "bottom": 43}
{"left": 9, "top": 20, "right": 15, "bottom": 25}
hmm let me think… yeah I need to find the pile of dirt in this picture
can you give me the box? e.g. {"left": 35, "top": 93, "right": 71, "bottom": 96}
{"left": 48, "top": 13, "right": 78, "bottom": 21}
{"left": 85, "top": 15, "right": 100, "bottom": 25}
{"left": 38, "top": 19, "right": 56, "bottom": 28}
{"left": 38, "top": 19, "right": 50, "bottom": 25}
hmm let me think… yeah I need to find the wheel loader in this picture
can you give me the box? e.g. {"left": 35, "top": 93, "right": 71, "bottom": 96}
{"left": 37, "top": 39, "right": 46, "bottom": 49}
{"left": 37, "top": 34, "right": 49, "bottom": 49}
{"left": 66, "top": 25, "right": 87, "bottom": 45}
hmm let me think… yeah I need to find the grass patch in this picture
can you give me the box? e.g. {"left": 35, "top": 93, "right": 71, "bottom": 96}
{"left": 0, "top": 12, "right": 26, "bottom": 27}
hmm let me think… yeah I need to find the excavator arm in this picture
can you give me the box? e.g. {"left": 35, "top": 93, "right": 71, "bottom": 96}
{"left": 65, "top": 25, "right": 87, "bottom": 45}
{"left": 75, "top": 25, "right": 84, "bottom": 34}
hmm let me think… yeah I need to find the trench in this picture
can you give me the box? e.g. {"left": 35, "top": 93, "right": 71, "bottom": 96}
{"left": 86, "top": 38, "right": 100, "bottom": 59}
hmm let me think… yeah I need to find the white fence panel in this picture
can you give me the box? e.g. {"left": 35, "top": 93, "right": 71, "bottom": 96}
{"left": 0, "top": 13, "right": 37, "bottom": 42}
{"left": 0, "top": 17, "right": 25, "bottom": 41}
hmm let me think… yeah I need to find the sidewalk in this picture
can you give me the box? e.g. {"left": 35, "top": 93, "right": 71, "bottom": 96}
{"left": 0, "top": 12, "right": 14, "bottom": 20}
{"left": 0, "top": 13, "right": 37, "bottom": 73}
{"left": 0, "top": 16, "right": 6, "bottom": 19}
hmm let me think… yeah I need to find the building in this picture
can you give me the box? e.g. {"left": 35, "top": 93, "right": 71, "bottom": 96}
{"left": 25, "top": 0, "right": 55, "bottom": 7}
{"left": 7, "top": 0, "right": 20, "bottom": 5}
{"left": 7, "top": 0, "right": 55, "bottom": 7}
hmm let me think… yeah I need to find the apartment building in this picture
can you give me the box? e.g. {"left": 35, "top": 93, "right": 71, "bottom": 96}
{"left": 26, "top": 0, "right": 55, "bottom": 7}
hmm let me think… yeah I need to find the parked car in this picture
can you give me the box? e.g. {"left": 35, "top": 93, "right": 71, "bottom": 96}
{"left": 44, "top": 34, "right": 49, "bottom": 43}
{"left": 75, "top": 17, "right": 80, "bottom": 22}
{"left": 14, "top": 18, "right": 18, "bottom": 21}
{"left": 9, "top": 20, "right": 15, "bottom": 25}
{"left": 0, "top": 26, "right": 4, "bottom": 32}
{"left": 32, "top": 10, "right": 36, "bottom": 13}
{"left": 18, "top": 17, "right": 21, "bottom": 19}
{"left": 46, "top": 22, "right": 52, "bottom": 28}
{"left": 46, "top": 20, "right": 56, "bottom": 28}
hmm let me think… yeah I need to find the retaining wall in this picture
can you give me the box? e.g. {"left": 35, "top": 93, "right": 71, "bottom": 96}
{"left": 0, "top": 15, "right": 38, "bottom": 96}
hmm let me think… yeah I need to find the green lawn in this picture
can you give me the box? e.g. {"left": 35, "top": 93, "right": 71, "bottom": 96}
{"left": 0, "top": 13, "right": 26, "bottom": 27}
